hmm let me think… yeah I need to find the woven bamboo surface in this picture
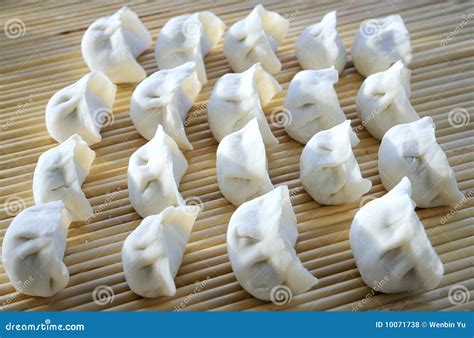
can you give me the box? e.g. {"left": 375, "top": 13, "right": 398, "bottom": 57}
{"left": 0, "top": 0, "right": 473, "bottom": 311}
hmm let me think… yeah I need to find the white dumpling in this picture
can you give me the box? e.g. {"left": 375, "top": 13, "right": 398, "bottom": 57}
{"left": 224, "top": 4, "right": 289, "bottom": 74}
{"left": 352, "top": 15, "right": 412, "bottom": 77}
{"left": 45, "top": 72, "right": 116, "bottom": 145}
{"left": 128, "top": 125, "right": 187, "bottom": 218}
{"left": 284, "top": 67, "right": 346, "bottom": 144}
{"left": 357, "top": 60, "right": 419, "bottom": 140}
{"left": 154, "top": 11, "right": 225, "bottom": 84}
{"left": 295, "top": 11, "right": 346, "bottom": 74}
{"left": 2, "top": 201, "right": 71, "bottom": 297}
{"left": 300, "top": 120, "right": 372, "bottom": 205}
{"left": 217, "top": 118, "right": 273, "bottom": 207}
{"left": 379, "top": 117, "right": 463, "bottom": 208}
{"left": 81, "top": 6, "right": 152, "bottom": 84}
{"left": 208, "top": 63, "right": 281, "bottom": 146}
{"left": 129, "top": 62, "right": 202, "bottom": 151}
{"left": 33, "top": 134, "right": 95, "bottom": 222}
{"left": 227, "top": 186, "right": 318, "bottom": 301}
{"left": 122, "top": 205, "right": 200, "bottom": 298}
{"left": 350, "top": 177, "right": 444, "bottom": 293}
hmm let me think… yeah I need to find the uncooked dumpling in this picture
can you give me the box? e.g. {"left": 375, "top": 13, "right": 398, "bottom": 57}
{"left": 227, "top": 186, "right": 318, "bottom": 301}
{"left": 295, "top": 11, "right": 346, "bottom": 74}
{"left": 356, "top": 60, "right": 418, "bottom": 140}
{"left": 352, "top": 15, "right": 412, "bottom": 77}
{"left": 379, "top": 117, "right": 463, "bottom": 208}
{"left": 217, "top": 118, "right": 273, "bottom": 206}
{"left": 224, "top": 4, "right": 289, "bottom": 74}
{"left": 129, "top": 62, "right": 202, "bottom": 150}
{"left": 2, "top": 201, "right": 71, "bottom": 297}
{"left": 81, "top": 6, "right": 152, "bottom": 83}
{"left": 122, "top": 206, "right": 200, "bottom": 298}
{"left": 300, "top": 120, "right": 372, "bottom": 205}
{"left": 46, "top": 72, "right": 116, "bottom": 145}
{"left": 33, "top": 134, "right": 95, "bottom": 222}
{"left": 208, "top": 63, "right": 281, "bottom": 146}
{"left": 284, "top": 67, "right": 346, "bottom": 144}
{"left": 128, "top": 125, "right": 187, "bottom": 218}
{"left": 154, "top": 11, "right": 225, "bottom": 84}
{"left": 350, "top": 177, "right": 444, "bottom": 293}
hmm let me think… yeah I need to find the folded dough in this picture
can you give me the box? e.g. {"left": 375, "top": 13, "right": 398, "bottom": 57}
{"left": 350, "top": 177, "right": 444, "bottom": 293}
{"left": 217, "top": 118, "right": 273, "bottom": 206}
{"left": 208, "top": 63, "right": 281, "bottom": 146}
{"left": 224, "top": 4, "right": 289, "bottom": 74}
{"left": 379, "top": 117, "right": 463, "bottom": 208}
{"left": 46, "top": 72, "right": 116, "bottom": 145}
{"left": 295, "top": 11, "right": 346, "bottom": 74}
{"left": 352, "top": 15, "right": 412, "bottom": 77}
{"left": 128, "top": 125, "right": 187, "bottom": 218}
{"left": 300, "top": 120, "right": 372, "bottom": 205}
{"left": 227, "top": 186, "right": 318, "bottom": 301}
{"left": 154, "top": 11, "right": 225, "bottom": 84}
{"left": 284, "top": 67, "right": 346, "bottom": 144}
{"left": 81, "top": 6, "right": 152, "bottom": 84}
{"left": 2, "top": 201, "right": 71, "bottom": 297}
{"left": 33, "top": 134, "right": 95, "bottom": 222}
{"left": 129, "top": 62, "right": 202, "bottom": 151}
{"left": 122, "top": 205, "right": 200, "bottom": 298}
{"left": 357, "top": 60, "right": 418, "bottom": 140}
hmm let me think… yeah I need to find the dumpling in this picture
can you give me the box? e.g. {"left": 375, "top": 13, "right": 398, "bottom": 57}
{"left": 154, "top": 11, "right": 225, "bottom": 84}
{"left": 208, "top": 63, "right": 281, "bottom": 146}
{"left": 45, "top": 72, "right": 116, "bottom": 145}
{"left": 300, "top": 120, "right": 372, "bottom": 205}
{"left": 129, "top": 62, "right": 202, "bottom": 151}
{"left": 217, "top": 118, "right": 273, "bottom": 206}
{"left": 128, "top": 125, "right": 187, "bottom": 218}
{"left": 295, "top": 11, "right": 346, "bottom": 74}
{"left": 379, "top": 117, "right": 464, "bottom": 208}
{"left": 2, "top": 201, "right": 71, "bottom": 297}
{"left": 227, "top": 186, "right": 318, "bottom": 301}
{"left": 224, "top": 4, "right": 289, "bottom": 74}
{"left": 352, "top": 15, "right": 412, "bottom": 77}
{"left": 33, "top": 134, "right": 95, "bottom": 222}
{"left": 356, "top": 60, "right": 418, "bottom": 140}
{"left": 122, "top": 205, "right": 200, "bottom": 298}
{"left": 350, "top": 177, "right": 444, "bottom": 293}
{"left": 81, "top": 6, "right": 152, "bottom": 84}
{"left": 284, "top": 67, "right": 346, "bottom": 144}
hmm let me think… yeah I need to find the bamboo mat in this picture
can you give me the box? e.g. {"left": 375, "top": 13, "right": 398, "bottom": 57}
{"left": 0, "top": 0, "right": 473, "bottom": 312}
